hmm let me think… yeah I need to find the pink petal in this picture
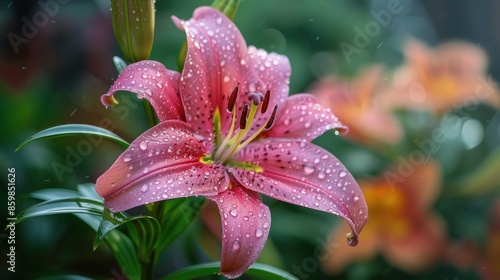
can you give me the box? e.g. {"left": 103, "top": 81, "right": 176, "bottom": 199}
{"left": 96, "top": 120, "right": 229, "bottom": 212}
{"left": 101, "top": 60, "right": 184, "bottom": 122}
{"left": 233, "top": 139, "right": 367, "bottom": 239}
{"left": 263, "top": 94, "right": 347, "bottom": 141}
{"left": 172, "top": 7, "right": 289, "bottom": 137}
{"left": 208, "top": 185, "right": 271, "bottom": 279}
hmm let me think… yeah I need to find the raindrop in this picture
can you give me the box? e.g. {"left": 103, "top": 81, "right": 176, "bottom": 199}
{"left": 339, "top": 170, "right": 347, "bottom": 178}
{"left": 354, "top": 196, "right": 359, "bottom": 201}
{"left": 139, "top": 141, "right": 148, "bottom": 150}
{"left": 140, "top": 184, "right": 148, "bottom": 192}
{"left": 162, "top": 193, "right": 168, "bottom": 198}
{"left": 230, "top": 209, "right": 238, "bottom": 217}
{"left": 317, "top": 171, "right": 326, "bottom": 179}
{"left": 304, "top": 121, "right": 312, "bottom": 128}
{"left": 255, "top": 229, "right": 264, "bottom": 238}
{"left": 346, "top": 232, "right": 358, "bottom": 247}
{"left": 232, "top": 240, "right": 241, "bottom": 250}
{"left": 143, "top": 167, "right": 149, "bottom": 173}
{"left": 263, "top": 222, "right": 270, "bottom": 229}
{"left": 303, "top": 165, "right": 315, "bottom": 175}
{"left": 123, "top": 155, "right": 132, "bottom": 162}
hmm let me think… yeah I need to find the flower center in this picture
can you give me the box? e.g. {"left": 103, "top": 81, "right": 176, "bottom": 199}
{"left": 201, "top": 86, "right": 278, "bottom": 168}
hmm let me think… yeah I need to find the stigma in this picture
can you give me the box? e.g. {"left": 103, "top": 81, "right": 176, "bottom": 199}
{"left": 211, "top": 86, "right": 278, "bottom": 164}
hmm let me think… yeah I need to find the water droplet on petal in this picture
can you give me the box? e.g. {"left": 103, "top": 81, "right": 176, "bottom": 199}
{"left": 339, "top": 170, "right": 347, "bottom": 178}
{"left": 139, "top": 141, "right": 148, "bottom": 150}
{"left": 347, "top": 232, "right": 358, "bottom": 247}
{"left": 123, "top": 155, "right": 132, "bottom": 162}
{"left": 263, "top": 222, "right": 270, "bottom": 229}
{"left": 140, "top": 184, "right": 148, "bottom": 192}
{"left": 354, "top": 196, "right": 359, "bottom": 201}
{"left": 303, "top": 165, "right": 315, "bottom": 175}
{"left": 232, "top": 240, "right": 241, "bottom": 250}
{"left": 255, "top": 229, "right": 264, "bottom": 238}
{"left": 230, "top": 209, "right": 238, "bottom": 217}
{"left": 317, "top": 171, "right": 326, "bottom": 179}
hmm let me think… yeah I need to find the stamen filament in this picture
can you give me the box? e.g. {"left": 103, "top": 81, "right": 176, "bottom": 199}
{"left": 218, "top": 102, "right": 259, "bottom": 162}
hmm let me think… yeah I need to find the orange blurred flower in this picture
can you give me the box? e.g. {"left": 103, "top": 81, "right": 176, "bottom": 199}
{"left": 381, "top": 39, "right": 500, "bottom": 114}
{"left": 477, "top": 200, "right": 500, "bottom": 280}
{"left": 311, "top": 66, "right": 403, "bottom": 149}
{"left": 322, "top": 160, "right": 447, "bottom": 273}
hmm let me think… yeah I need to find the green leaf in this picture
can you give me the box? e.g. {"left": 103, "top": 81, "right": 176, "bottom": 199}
{"left": 156, "top": 197, "right": 206, "bottom": 252}
{"left": 15, "top": 197, "right": 104, "bottom": 224}
{"left": 160, "top": 262, "right": 299, "bottom": 280}
{"left": 211, "top": 0, "right": 240, "bottom": 20}
{"left": 16, "top": 124, "right": 130, "bottom": 151}
{"left": 106, "top": 229, "right": 142, "bottom": 280}
{"left": 453, "top": 146, "right": 500, "bottom": 197}
{"left": 94, "top": 210, "right": 161, "bottom": 257}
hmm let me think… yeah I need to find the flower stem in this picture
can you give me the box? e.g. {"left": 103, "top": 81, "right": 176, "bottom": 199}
{"left": 143, "top": 99, "right": 158, "bottom": 127}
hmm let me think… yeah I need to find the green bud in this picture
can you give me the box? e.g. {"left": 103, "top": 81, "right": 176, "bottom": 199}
{"left": 110, "top": 0, "right": 155, "bottom": 62}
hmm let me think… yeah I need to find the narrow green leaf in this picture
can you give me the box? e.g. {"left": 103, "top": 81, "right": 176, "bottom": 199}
{"left": 15, "top": 197, "right": 104, "bottom": 224}
{"left": 106, "top": 229, "right": 142, "bottom": 280}
{"left": 16, "top": 124, "right": 130, "bottom": 151}
{"left": 160, "top": 262, "right": 298, "bottom": 280}
{"left": 156, "top": 197, "right": 206, "bottom": 252}
{"left": 94, "top": 211, "right": 160, "bottom": 257}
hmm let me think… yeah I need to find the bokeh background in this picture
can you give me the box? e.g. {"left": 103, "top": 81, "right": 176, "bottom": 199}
{"left": 1, "top": 0, "right": 500, "bottom": 279}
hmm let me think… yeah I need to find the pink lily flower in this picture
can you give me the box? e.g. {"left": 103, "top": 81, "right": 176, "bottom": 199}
{"left": 97, "top": 6, "right": 367, "bottom": 278}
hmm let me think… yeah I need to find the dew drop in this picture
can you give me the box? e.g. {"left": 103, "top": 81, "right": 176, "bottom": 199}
{"left": 304, "top": 121, "right": 312, "bottom": 128}
{"left": 263, "top": 222, "right": 270, "bottom": 229}
{"left": 143, "top": 167, "right": 149, "bottom": 173}
{"left": 123, "top": 155, "right": 132, "bottom": 162}
{"left": 162, "top": 193, "right": 168, "bottom": 198}
{"left": 255, "top": 229, "right": 264, "bottom": 238}
{"left": 317, "top": 171, "right": 326, "bottom": 179}
{"left": 354, "top": 196, "right": 359, "bottom": 201}
{"left": 339, "top": 170, "right": 347, "bottom": 178}
{"left": 347, "top": 232, "right": 358, "bottom": 247}
{"left": 139, "top": 141, "right": 148, "bottom": 150}
{"left": 232, "top": 240, "right": 241, "bottom": 250}
{"left": 140, "top": 184, "right": 148, "bottom": 192}
{"left": 303, "top": 165, "right": 315, "bottom": 175}
{"left": 230, "top": 209, "right": 238, "bottom": 217}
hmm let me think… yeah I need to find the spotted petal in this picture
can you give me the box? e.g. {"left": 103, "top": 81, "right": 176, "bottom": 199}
{"left": 208, "top": 185, "right": 271, "bottom": 279}
{"left": 96, "top": 121, "right": 229, "bottom": 212}
{"left": 233, "top": 139, "right": 367, "bottom": 239}
{"left": 101, "top": 60, "right": 184, "bottom": 122}
{"left": 172, "top": 7, "right": 289, "bottom": 138}
{"left": 264, "top": 94, "right": 347, "bottom": 142}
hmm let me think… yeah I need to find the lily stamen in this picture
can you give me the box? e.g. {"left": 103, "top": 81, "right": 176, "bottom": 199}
{"left": 213, "top": 90, "right": 278, "bottom": 164}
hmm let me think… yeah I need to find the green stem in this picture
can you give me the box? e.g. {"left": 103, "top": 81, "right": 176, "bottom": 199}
{"left": 143, "top": 99, "right": 158, "bottom": 127}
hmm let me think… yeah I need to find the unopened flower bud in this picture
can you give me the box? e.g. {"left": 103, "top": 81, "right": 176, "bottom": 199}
{"left": 110, "top": 0, "right": 155, "bottom": 62}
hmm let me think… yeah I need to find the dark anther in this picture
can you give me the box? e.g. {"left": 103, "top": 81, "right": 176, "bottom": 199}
{"left": 227, "top": 86, "right": 239, "bottom": 113}
{"left": 247, "top": 92, "right": 264, "bottom": 106}
{"left": 261, "top": 90, "right": 270, "bottom": 113}
{"left": 240, "top": 104, "right": 249, "bottom": 129}
{"left": 265, "top": 105, "right": 278, "bottom": 129}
